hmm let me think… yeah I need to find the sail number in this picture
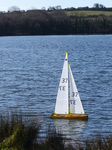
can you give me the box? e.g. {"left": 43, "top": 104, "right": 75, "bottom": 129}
{"left": 72, "top": 92, "right": 78, "bottom": 97}
{"left": 70, "top": 100, "right": 76, "bottom": 105}
{"left": 59, "top": 86, "right": 65, "bottom": 91}
{"left": 62, "top": 78, "right": 68, "bottom": 83}
{"left": 58, "top": 78, "right": 68, "bottom": 91}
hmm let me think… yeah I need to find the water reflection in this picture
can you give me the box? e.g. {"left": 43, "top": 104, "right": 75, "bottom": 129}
{"left": 54, "top": 119, "right": 86, "bottom": 142}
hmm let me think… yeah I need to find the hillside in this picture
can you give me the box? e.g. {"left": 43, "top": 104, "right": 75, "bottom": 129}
{"left": 0, "top": 9, "right": 112, "bottom": 36}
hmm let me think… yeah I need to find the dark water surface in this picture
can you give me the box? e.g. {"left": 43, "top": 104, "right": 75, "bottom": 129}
{"left": 0, "top": 35, "right": 112, "bottom": 142}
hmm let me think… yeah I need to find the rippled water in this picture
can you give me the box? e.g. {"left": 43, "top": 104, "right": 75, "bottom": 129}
{"left": 0, "top": 35, "right": 112, "bottom": 142}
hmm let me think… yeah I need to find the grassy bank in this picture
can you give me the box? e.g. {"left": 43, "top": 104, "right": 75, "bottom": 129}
{"left": 66, "top": 10, "right": 112, "bottom": 17}
{"left": 0, "top": 113, "right": 112, "bottom": 150}
{"left": 0, "top": 113, "right": 39, "bottom": 150}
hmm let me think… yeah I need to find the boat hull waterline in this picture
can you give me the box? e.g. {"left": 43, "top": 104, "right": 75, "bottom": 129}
{"left": 50, "top": 114, "right": 88, "bottom": 120}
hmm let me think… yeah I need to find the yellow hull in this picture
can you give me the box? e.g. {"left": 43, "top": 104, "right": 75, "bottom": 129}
{"left": 50, "top": 113, "right": 88, "bottom": 120}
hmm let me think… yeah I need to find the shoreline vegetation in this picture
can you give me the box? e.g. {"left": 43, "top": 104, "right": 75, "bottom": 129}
{"left": 0, "top": 113, "right": 112, "bottom": 150}
{"left": 0, "top": 7, "right": 112, "bottom": 36}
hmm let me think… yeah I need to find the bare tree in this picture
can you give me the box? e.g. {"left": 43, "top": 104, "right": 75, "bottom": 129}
{"left": 93, "top": 3, "right": 105, "bottom": 9}
{"left": 48, "top": 6, "right": 55, "bottom": 11}
{"left": 55, "top": 5, "right": 62, "bottom": 10}
{"left": 41, "top": 7, "right": 46, "bottom": 10}
{"left": 8, "top": 6, "right": 20, "bottom": 12}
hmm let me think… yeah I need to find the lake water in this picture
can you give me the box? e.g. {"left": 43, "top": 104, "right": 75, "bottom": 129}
{"left": 0, "top": 35, "right": 112, "bottom": 142}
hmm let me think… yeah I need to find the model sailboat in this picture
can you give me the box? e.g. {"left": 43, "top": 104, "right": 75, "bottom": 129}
{"left": 50, "top": 52, "right": 88, "bottom": 120}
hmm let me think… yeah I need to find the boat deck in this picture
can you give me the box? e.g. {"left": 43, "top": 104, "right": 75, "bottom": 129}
{"left": 50, "top": 113, "right": 88, "bottom": 120}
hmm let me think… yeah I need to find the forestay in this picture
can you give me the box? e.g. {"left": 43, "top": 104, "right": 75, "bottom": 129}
{"left": 54, "top": 52, "right": 69, "bottom": 114}
{"left": 69, "top": 65, "right": 85, "bottom": 114}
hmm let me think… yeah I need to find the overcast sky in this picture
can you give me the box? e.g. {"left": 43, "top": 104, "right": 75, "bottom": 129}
{"left": 0, "top": 0, "right": 112, "bottom": 11}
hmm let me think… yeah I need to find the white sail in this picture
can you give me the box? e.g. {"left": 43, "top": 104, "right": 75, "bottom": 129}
{"left": 69, "top": 65, "right": 85, "bottom": 114}
{"left": 54, "top": 52, "right": 69, "bottom": 114}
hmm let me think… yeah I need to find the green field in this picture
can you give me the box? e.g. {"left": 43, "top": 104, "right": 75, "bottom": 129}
{"left": 66, "top": 10, "right": 112, "bottom": 17}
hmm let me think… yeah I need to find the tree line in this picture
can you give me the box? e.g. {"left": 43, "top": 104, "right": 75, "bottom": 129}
{"left": 0, "top": 8, "right": 112, "bottom": 36}
{"left": 6, "top": 3, "right": 110, "bottom": 12}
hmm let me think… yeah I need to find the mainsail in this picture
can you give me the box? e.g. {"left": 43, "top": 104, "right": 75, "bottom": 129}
{"left": 69, "top": 65, "right": 85, "bottom": 114}
{"left": 54, "top": 52, "right": 69, "bottom": 114}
